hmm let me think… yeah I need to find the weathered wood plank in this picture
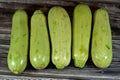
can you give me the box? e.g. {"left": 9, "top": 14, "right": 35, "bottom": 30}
{"left": 0, "top": 0, "right": 120, "bottom": 79}
{"left": 0, "top": 0, "right": 120, "bottom": 4}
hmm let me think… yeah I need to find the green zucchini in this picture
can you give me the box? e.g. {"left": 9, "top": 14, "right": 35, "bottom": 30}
{"left": 92, "top": 8, "right": 112, "bottom": 68}
{"left": 48, "top": 7, "right": 71, "bottom": 69}
{"left": 30, "top": 10, "right": 50, "bottom": 69}
{"left": 72, "top": 4, "right": 92, "bottom": 68}
{"left": 7, "top": 9, "right": 28, "bottom": 74}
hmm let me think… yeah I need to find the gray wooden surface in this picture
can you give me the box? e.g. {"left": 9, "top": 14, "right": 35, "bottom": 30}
{"left": 0, "top": 0, "right": 120, "bottom": 79}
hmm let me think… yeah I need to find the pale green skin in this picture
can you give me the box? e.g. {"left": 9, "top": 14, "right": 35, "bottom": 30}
{"left": 92, "top": 8, "right": 112, "bottom": 68}
{"left": 72, "top": 4, "right": 92, "bottom": 68}
{"left": 7, "top": 10, "right": 28, "bottom": 74}
{"left": 30, "top": 10, "right": 50, "bottom": 69}
{"left": 48, "top": 7, "right": 71, "bottom": 69}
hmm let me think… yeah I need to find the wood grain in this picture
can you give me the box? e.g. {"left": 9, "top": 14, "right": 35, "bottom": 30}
{"left": 0, "top": 0, "right": 120, "bottom": 79}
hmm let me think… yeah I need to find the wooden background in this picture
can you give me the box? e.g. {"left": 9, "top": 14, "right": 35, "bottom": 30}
{"left": 0, "top": 0, "right": 120, "bottom": 79}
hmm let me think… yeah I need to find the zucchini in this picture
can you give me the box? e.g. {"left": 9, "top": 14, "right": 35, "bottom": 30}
{"left": 92, "top": 8, "right": 112, "bottom": 68}
{"left": 30, "top": 10, "right": 50, "bottom": 69}
{"left": 7, "top": 9, "right": 28, "bottom": 74}
{"left": 72, "top": 4, "right": 92, "bottom": 68}
{"left": 48, "top": 7, "right": 71, "bottom": 69}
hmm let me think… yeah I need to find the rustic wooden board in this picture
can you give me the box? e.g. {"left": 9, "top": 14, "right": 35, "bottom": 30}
{"left": 0, "top": 0, "right": 120, "bottom": 79}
